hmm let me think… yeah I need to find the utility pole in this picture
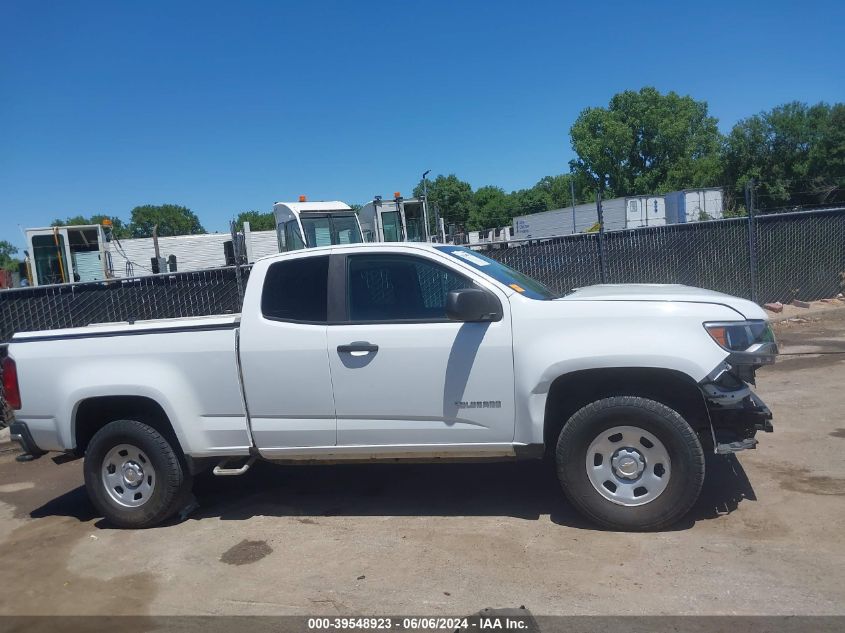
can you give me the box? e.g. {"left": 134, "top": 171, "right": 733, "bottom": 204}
{"left": 422, "top": 169, "right": 433, "bottom": 242}
{"left": 570, "top": 177, "right": 577, "bottom": 234}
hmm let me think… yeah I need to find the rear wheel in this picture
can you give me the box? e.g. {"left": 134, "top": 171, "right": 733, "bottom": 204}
{"left": 84, "top": 419, "right": 192, "bottom": 528}
{"left": 556, "top": 396, "right": 705, "bottom": 531}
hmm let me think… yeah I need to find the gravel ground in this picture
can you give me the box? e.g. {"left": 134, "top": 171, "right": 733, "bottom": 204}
{"left": 0, "top": 310, "right": 843, "bottom": 616}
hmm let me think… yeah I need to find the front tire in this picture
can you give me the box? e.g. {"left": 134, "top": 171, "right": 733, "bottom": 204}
{"left": 84, "top": 419, "right": 192, "bottom": 528}
{"left": 556, "top": 396, "right": 705, "bottom": 531}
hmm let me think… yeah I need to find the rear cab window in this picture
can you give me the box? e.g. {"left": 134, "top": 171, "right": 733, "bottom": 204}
{"left": 261, "top": 255, "right": 329, "bottom": 322}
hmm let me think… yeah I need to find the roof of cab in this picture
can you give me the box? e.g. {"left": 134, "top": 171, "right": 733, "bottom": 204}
{"left": 272, "top": 201, "right": 352, "bottom": 214}
{"left": 255, "top": 241, "right": 445, "bottom": 264}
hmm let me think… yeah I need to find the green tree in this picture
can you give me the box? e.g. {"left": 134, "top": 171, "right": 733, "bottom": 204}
{"left": 808, "top": 103, "right": 845, "bottom": 204}
{"left": 467, "top": 186, "right": 511, "bottom": 230}
{"left": 722, "top": 101, "right": 844, "bottom": 210}
{"left": 532, "top": 173, "right": 594, "bottom": 209}
{"left": 570, "top": 87, "right": 722, "bottom": 196}
{"left": 0, "top": 240, "right": 20, "bottom": 271}
{"left": 234, "top": 210, "right": 275, "bottom": 232}
{"left": 509, "top": 187, "right": 549, "bottom": 217}
{"left": 412, "top": 174, "right": 475, "bottom": 226}
{"left": 128, "top": 204, "right": 205, "bottom": 238}
{"left": 52, "top": 214, "right": 131, "bottom": 238}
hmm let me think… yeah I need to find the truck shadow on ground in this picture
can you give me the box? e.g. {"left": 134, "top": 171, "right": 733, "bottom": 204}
{"left": 30, "top": 453, "right": 756, "bottom": 532}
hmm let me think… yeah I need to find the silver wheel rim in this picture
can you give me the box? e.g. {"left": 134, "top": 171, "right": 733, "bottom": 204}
{"left": 101, "top": 443, "right": 156, "bottom": 508}
{"left": 585, "top": 425, "right": 671, "bottom": 507}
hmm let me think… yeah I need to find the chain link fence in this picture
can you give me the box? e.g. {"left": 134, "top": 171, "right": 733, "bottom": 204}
{"left": 479, "top": 207, "right": 845, "bottom": 303}
{"left": 755, "top": 210, "right": 845, "bottom": 303}
{"left": 0, "top": 266, "right": 251, "bottom": 344}
{"left": 1, "top": 208, "right": 844, "bottom": 345}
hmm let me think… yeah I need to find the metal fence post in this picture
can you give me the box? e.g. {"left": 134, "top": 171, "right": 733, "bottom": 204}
{"left": 230, "top": 220, "right": 245, "bottom": 307}
{"left": 745, "top": 179, "right": 758, "bottom": 303}
{"left": 596, "top": 189, "right": 608, "bottom": 283}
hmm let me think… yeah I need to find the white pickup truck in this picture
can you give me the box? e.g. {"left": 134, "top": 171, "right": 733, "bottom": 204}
{"left": 3, "top": 243, "right": 776, "bottom": 530}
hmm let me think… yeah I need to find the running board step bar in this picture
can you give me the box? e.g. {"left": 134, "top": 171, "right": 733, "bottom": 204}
{"left": 715, "top": 438, "right": 758, "bottom": 454}
{"left": 213, "top": 456, "right": 256, "bottom": 476}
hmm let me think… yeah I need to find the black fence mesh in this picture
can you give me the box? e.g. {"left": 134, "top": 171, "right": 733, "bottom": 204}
{"left": 480, "top": 208, "right": 844, "bottom": 302}
{"left": 479, "top": 232, "right": 603, "bottom": 296}
{"left": 0, "top": 266, "right": 250, "bottom": 343}
{"left": 1, "top": 208, "right": 844, "bottom": 344}
{"left": 755, "top": 210, "right": 845, "bottom": 303}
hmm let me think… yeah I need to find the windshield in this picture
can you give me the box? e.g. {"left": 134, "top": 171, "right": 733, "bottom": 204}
{"left": 300, "top": 214, "right": 363, "bottom": 247}
{"left": 435, "top": 245, "right": 558, "bottom": 300}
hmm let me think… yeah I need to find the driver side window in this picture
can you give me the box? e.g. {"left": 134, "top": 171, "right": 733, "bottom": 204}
{"left": 347, "top": 255, "right": 474, "bottom": 322}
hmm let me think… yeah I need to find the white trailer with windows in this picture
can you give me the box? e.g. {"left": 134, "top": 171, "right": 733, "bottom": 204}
{"left": 358, "top": 195, "right": 431, "bottom": 243}
{"left": 273, "top": 199, "right": 364, "bottom": 253}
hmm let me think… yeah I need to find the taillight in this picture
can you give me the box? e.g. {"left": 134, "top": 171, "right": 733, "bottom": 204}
{"left": 1, "top": 356, "right": 21, "bottom": 410}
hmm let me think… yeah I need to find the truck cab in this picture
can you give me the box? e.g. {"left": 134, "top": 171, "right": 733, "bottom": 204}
{"left": 25, "top": 225, "right": 111, "bottom": 286}
{"left": 273, "top": 199, "right": 364, "bottom": 252}
{"left": 358, "top": 194, "right": 431, "bottom": 243}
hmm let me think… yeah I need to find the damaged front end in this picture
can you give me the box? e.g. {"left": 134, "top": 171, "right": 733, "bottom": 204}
{"left": 699, "top": 321, "right": 778, "bottom": 454}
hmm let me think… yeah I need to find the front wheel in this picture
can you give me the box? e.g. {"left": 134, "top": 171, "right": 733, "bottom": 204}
{"left": 556, "top": 396, "right": 705, "bottom": 531}
{"left": 84, "top": 419, "right": 192, "bottom": 528}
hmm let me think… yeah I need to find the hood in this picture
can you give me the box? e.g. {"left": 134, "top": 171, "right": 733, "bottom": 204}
{"left": 558, "top": 284, "right": 766, "bottom": 320}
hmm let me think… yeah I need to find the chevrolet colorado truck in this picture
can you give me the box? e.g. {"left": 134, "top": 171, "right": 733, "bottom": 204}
{"left": 3, "top": 243, "right": 777, "bottom": 530}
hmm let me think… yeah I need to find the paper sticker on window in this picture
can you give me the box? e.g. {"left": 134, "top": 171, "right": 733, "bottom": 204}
{"left": 452, "top": 251, "right": 490, "bottom": 267}
{"left": 509, "top": 283, "right": 525, "bottom": 293}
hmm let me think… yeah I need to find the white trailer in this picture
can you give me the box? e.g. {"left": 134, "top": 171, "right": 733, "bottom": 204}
{"left": 512, "top": 188, "right": 724, "bottom": 240}
{"left": 512, "top": 197, "right": 627, "bottom": 240}
{"left": 665, "top": 188, "right": 724, "bottom": 223}
{"left": 625, "top": 195, "right": 667, "bottom": 228}
{"left": 273, "top": 199, "right": 363, "bottom": 252}
{"left": 358, "top": 194, "right": 431, "bottom": 243}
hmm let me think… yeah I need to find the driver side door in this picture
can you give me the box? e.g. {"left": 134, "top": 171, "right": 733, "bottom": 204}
{"left": 325, "top": 251, "right": 516, "bottom": 448}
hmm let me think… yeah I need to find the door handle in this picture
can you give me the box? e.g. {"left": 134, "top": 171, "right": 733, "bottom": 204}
{"left": 337, "top": 342, "right": 379, "bottom": 354}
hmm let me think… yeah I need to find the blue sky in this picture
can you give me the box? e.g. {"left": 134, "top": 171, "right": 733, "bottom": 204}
{"left": 2, "top": 0, "right": 843, "bottom": 250}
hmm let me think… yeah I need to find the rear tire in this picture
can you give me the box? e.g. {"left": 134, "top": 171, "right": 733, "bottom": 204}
{"left": 556, "top": 396, "right": 705, "bottom": 531}
{"left": 84, "top": 419, "right": 192, "bottom": 528}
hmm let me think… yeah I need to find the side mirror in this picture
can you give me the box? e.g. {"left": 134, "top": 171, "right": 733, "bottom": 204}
{"left": 446, "top": 288, "right": 503, "bottom": 322}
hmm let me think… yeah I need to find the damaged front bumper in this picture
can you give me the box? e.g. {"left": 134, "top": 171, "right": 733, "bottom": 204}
{"left": 699, "top": 342, "right": 777, "bottom": 454}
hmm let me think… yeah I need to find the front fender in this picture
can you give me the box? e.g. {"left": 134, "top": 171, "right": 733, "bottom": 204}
{"left": 510, "top": 299, "right": 736, "bottom": 445}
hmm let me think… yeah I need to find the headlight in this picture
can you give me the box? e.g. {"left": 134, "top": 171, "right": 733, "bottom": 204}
{"left": 704, "top": 320, "right": 775, "bottom": 352}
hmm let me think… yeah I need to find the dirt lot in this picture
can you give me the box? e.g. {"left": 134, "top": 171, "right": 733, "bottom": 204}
{"left": 0, "top": 311, "right": 844, "bottom": 617}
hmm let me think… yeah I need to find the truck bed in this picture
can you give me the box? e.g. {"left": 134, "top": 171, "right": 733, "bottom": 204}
{"left": 9, "top": 313, "right": 249, "bottom": 456}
